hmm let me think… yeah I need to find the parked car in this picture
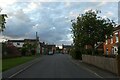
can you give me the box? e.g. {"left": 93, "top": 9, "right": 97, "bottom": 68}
{"left": 48, "top": 51, "right": 53, "bottom": 55}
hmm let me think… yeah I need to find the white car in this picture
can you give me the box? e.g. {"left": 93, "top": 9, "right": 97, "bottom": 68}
{"left": 48, "top": 51, "right": 53, "bottom": 55}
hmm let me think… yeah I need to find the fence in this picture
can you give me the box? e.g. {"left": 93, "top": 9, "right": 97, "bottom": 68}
{"left": 82, "top": 54, "right": 120, "bottom": 76}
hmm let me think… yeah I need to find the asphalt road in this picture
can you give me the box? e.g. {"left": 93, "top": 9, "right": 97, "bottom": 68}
{"left": 13, "top": 53, "right": 100, "bottom": 78}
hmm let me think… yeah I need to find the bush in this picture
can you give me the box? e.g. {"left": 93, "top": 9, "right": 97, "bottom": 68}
{"left": 81, "top": 49, "right": 92, "bottom": 55}
{"left": 70, "top": 48, "right": 82, "bottom": 60}
{"left": 93, "top": 49, "right": 103, "bottom": 56}
{"left": 3, "top": 43, "right": 21, "bottom": 58}
{"left": 86, "top": 49, "right": 93, "bottom": 55}
{"left": 21, "top": 47, "right": 27, "bottom": 56}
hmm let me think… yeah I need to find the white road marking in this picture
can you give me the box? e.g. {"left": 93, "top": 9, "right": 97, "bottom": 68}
{"left": 8, "top": 58, "right": 40, "bottom": 78}
{"left": 71, "top": 59, "right": 104, "bottom": 78}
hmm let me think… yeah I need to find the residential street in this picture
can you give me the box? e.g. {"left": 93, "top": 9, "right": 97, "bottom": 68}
{"left": 9, "top": 53, "right": 102, "bottom": 78}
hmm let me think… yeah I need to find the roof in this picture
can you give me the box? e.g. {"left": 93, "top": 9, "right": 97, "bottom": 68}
{"left": 40, "top": 42, "right": 45, "bottom": 47}
{"left": 24, "top": 39, "right": 37, "bottom": 42}
{"left": 47, "top": 44, "right": 56, "bottom": 47}
{"left": 95, "top": 42, "right": 103, "bottom": 49}
{"left": 8, "top": 40, "right": 24, "bottom": 42}
{"left": 113, "top": 25, "right": 120, "bottom": 32}
{"left": 63, "top": 45, "right": 72, "bottom": 48}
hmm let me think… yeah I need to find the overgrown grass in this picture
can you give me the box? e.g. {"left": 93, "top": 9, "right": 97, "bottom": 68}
{"left": 2, "top": 56, "right": 36, "bottom": 72}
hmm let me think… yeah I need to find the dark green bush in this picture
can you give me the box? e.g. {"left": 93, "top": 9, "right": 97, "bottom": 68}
{"left": 70, "top": 48, "right": 82, "bottom": 60}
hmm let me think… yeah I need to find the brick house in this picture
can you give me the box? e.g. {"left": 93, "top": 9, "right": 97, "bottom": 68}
{"left": 46, "top": 44, "right": 56, "bottom": 54}
{"left": 103, "top": 25, "right": 120, "bottom": 56}
{"left": 62, "top": 45, "right": 72, "bottom": 54}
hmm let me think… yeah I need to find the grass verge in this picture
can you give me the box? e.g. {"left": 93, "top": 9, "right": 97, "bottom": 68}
{"left": 2, "top": 56, "right": 36, "bottom": 72}
{"left": 0, "top": 59, "right": 2, "bottom": 72}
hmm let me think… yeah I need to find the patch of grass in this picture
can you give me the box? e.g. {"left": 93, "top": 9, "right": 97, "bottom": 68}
{"left": 0, "top": 59, "right": 2, "bottom": 72}
{"left": 2, "top": 56, "right": 36, "bottom": 72}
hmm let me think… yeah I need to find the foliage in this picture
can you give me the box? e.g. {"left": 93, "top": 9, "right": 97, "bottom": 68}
{"left": 0, "top": 9, "right": 7, "bottom": 32}
{"left": 71, "top": 10, "right": 116, "bottom": 59}
{"left": 21, "top": 43, "right": 36, "bottom": 56}
{"left": 3, "top": 43, "right": 21, "bottom": 58}
{"left": 70, "top": 47, "right": 82, "bottom": 60}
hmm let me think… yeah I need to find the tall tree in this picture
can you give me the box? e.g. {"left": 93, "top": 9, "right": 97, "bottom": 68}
{"left": 0, "top": 9, "right": 7, "bottom": 32}
{"left": 71, "top": 10, "right": 116, "bottom": 59}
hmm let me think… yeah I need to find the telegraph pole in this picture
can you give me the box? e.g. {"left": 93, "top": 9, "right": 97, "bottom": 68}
{"left": 36, "top": 32, "right": 40, "bottom": 55}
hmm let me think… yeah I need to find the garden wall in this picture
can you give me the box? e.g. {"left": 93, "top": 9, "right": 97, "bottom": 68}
{"left": 82, "top": 55, "right": 120, "bottom": 75}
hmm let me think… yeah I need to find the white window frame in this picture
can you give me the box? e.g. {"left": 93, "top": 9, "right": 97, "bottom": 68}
{"left": 106, "top": 40, "right": 108, "bottom": 44}
{"left": 110, "top": 35, "right": 113, "bottom": 44}
{"left": 105, "top": 35, "right": 107, "bottom": 45}
{"left": 115, "top": 32, "right": 119, "bottom": 43}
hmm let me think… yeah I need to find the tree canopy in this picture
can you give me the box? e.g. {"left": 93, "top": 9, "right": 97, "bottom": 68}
{"left": 71, "top": 10, "right": 116, "bottom": 59}
{"left": 0, "top": 9, "right": 7, "bottom": 32}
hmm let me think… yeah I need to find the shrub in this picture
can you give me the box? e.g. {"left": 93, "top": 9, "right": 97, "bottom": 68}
{"left": 70, "top": 48, "right": 82, "bottom": 60}
{"left": 3, "top": 43, "right": 21, "bottom": 58}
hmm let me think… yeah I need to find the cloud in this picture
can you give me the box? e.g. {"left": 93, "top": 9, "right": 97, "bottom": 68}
{"left": 97, "top": 2, "right": 107, "bottom": 7}
{"left": 106, "top": 11, "right": 113, "bottom": 17}
{"left": 0, "top": 2, "right": 118, "bottom": 45}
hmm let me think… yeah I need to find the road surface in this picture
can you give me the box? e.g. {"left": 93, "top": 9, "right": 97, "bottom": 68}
{"left": 13, "top": 53, "right": 100, "bottom": 78}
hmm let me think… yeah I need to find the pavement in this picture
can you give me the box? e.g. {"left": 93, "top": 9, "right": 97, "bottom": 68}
{"left": 69, "top": 55, "right": 120, "bottom": 78}
{"left": 2, "top": 53, "right": 120, "bottom": 79}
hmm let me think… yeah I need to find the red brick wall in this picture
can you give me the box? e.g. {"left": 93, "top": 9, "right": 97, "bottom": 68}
{"left": 104, "top": 31, "right": 120, "bottom": 55}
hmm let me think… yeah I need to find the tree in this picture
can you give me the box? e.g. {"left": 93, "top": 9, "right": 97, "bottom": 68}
{"left": 71, "top": 10, "right": 116, "bottom": 59}
{"left": 0, "top": 8, "right": 7, "bottom": 32}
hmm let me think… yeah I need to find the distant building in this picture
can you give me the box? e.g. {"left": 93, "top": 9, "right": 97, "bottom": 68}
{"left": 40, "top": 42, "right": 45, "bottom": 55}
{"left": 24, "top": 38, "right": 40, "bottom": 55}
{"left": 24, "top": 39, "right": 37, "bottom": 45}
{"left": 46, "top": 44, "right": 56, "bottom": 54}
{"left": 7, "top": 40, "right": 24, "bottom": 48}
{"left": 62, "top": 45, "right": 72, "bottom": 54}
{"left": 2, "top": 41, "right": 21, "bottom": 58}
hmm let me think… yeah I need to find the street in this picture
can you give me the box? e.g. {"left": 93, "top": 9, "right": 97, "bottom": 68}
{"left": 12, "top": 53, "right": 100, "bottom": 78}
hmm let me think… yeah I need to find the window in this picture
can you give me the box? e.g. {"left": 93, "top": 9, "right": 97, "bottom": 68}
{"left": 17, "top": 43, "right": 20, "bottom": 45}
{"left": 105, "top": 35, "right": 108, "bottom": 44}
{"left": 105, "top": 35, "right": 107, "bottom": 38}
{"left": 110, "top": 35, "right": 113, "bottom": 44}
{"left": 106, "top": 40, "right": 108, "bottom": 44}
{"left": 107, "top": 48, "right": 108, "bottom": 51}
{"left": 115, "top": 48, "right": 117, "bottom": 51}
{"left": 111, "top": 38, "right": 113, "bottom": 44}
{"left": 106, "top": 48, "right": 108, "bottom": 55}
{"left": 115, "top": 32, "right": 119, "bottom": 43}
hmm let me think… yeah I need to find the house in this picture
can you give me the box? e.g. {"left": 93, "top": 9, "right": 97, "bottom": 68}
{"left": 7, "top": 40, "right": 24, "bottom": 48}
{"left": 40, "top": 42, "right": 46, "bottom": 55}
{"left": 56, "top": 46, "right": 60, "bottom": 53}
{"left": 84, "top": 44, "right": 92, "bottom": 49}
{"left": 24, "top": 38, "right": 40, "bottom": 55}
{"left": 24, "top": 39, "right": 37, "bottom": 45}
{"left": 95, "top": 42, "right": 104, "bottom": 51}
{"left": 62, "top": 45, "right": 72, "bottom": 54}
{"left": 103, "top": 25, "right": 120, "bottom": 56}
{"left": 46, "top": 44, "right": 56, "bottom": 54}
{"left": 2, "top": 41, "right": 21, "bottom": 58}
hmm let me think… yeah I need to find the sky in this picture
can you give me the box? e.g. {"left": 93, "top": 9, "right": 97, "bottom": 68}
{"left": 0, "top": 0, "right": 119, "bottom": 46}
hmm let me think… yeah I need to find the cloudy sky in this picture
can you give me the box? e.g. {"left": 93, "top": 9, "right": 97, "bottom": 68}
{"left": 0, "top": 0, "right": 119, "bottom": 45}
